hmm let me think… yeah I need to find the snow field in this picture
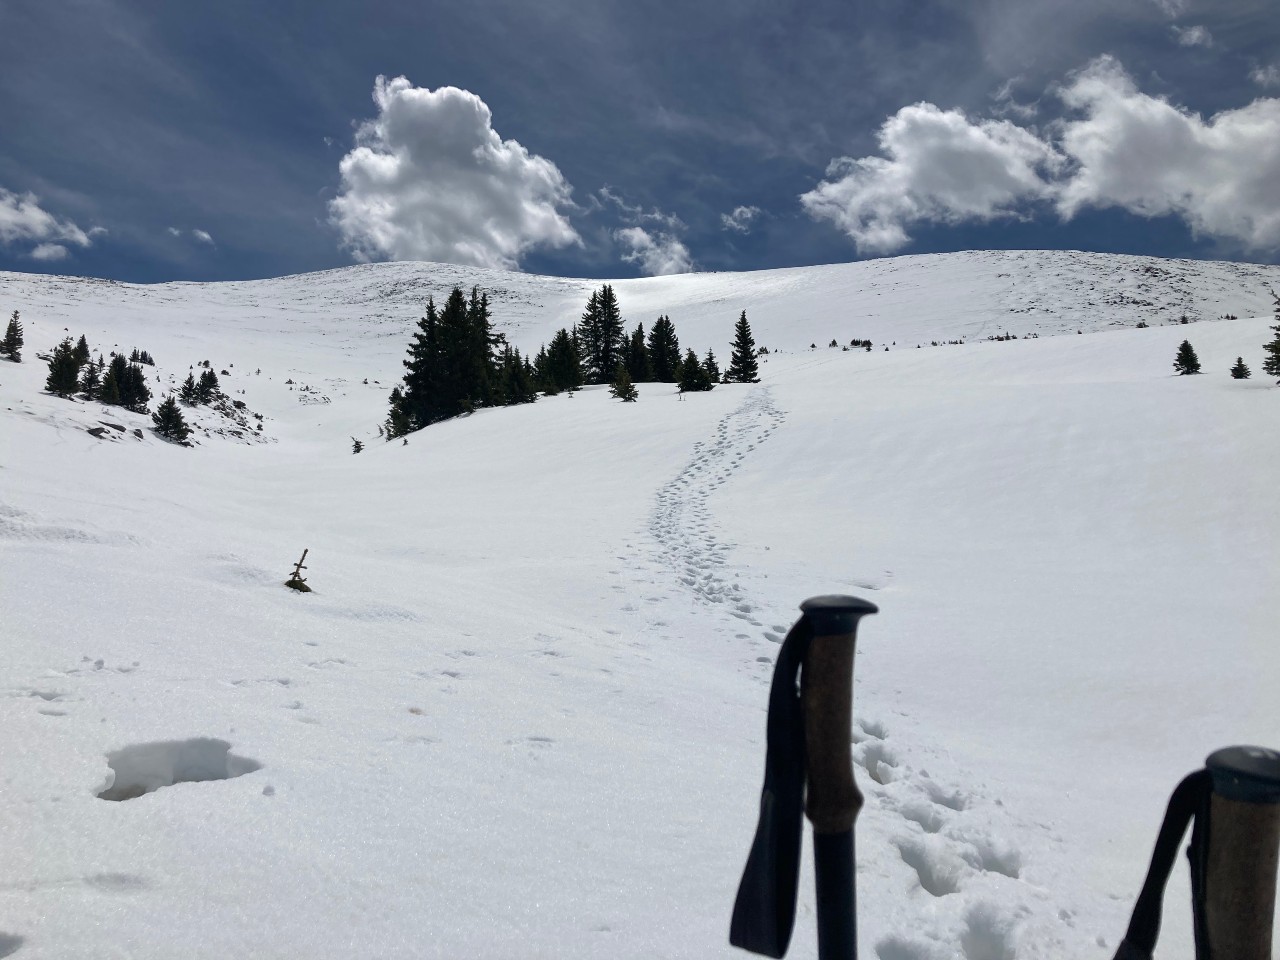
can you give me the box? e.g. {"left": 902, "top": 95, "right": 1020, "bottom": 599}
{"left": 2, "top": 253, "right": 1279, "bottom": 957}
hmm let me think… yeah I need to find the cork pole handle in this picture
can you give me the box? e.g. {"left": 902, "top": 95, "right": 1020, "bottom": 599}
{"left": 1204, "top": 746, "right": 1280, "bottom": 960}
{"left": 799, "top": 595, "right": 878, "bottom": 960}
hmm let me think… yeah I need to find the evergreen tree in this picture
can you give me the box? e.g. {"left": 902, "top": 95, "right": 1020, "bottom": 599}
{"left": 576, "top": 286, "right": 625, "bottom": 383}
{"left": 73, "top": 334, "right": 91, "bottom": 367}
{"left": 532, "top": 345, "right": 554, "bottom": 394}
{"left": 610, "top": 363, "right": 638, "bottom": 401}
{"left": 120, "top": 358, "right": 151, "bottom": 411}
{"left": 79, "top": 354, "right": 102, "bottom": 397}
{"left": 726, "top": 310, "right": 759, "bottom": 382}
{"left": 129, "top": 348, "right": 140, "bottom": 363}
{"left": 464, "top": 286, "right": 502, "bottom": 409}
{"left": 541, "top": 327, "right": 583, "bottom": 394}
{"left": 151, "top": 395, "right": 191, "bottom": 443}
{"left": 1263, "top": 293, "right": 1280, "bottom": 383}
{"left": 1, "top": 310, "right": 23, "bottom": 361}
{"left": 596, "top": 285, "right": 625, "bottom": 383}
{"left": 1173, "top": 340, "right": 1201, "bottom": 375}
{"left": 180, "top": 372, "right": 199, "bottom": 404}
{"left": 399, "top": 297, "right": 445, "bottom": 427}
{"left": 577, "top": 290, "right": 603, "bottom": 382}
{"left": 498, "top": 345, "right": 538, "bottom": 405}
{"left": 44, "top": 337, "right": 80, "bottom": 397}
{"left": 384, "top": 386, "right": 413, "bottom": 439}
{"left": 626, "top": 323, "right": 652, "bottom": 383}
{"left": 647, "top": 314, "right": 681, "bottom": 381}
{"left": 1230, "top": 357, "right": 1252, "bottom": 380}
{"left": 703, "top": 349, "right": 720, "bottom": 383}
{"left": 678, "top": 348, "right": 714, "bottom": 392}
{"left": 97, "top": 363, "right": 122, "bottom": 405}
{"left": 352, "top": 437, "right": 364, "bottom": 454}
{"left": 197, "top": 368, "right": 220, "bottom": 404}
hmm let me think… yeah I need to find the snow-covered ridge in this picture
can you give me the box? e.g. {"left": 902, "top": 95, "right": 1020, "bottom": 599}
{"left": 3, "top": 250, "right": 1278, "bottom": 364}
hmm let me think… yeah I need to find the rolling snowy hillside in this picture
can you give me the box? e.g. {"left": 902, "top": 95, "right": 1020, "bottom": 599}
{"left": 2, "top": 251, "right": 1278, "bottom": 959}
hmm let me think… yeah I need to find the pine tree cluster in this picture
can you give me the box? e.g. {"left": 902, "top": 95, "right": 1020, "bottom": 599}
{"left": 41, "top": 333, "right": 154, "bottom": 411}
{"left": 531, "top": 293, "right": 761, "bottom": 402}
{"left": 385, "top": 287, "right": 537, "bottom": 439}
{"left": 180, "top": 368, "right": 222, "bottom": 405}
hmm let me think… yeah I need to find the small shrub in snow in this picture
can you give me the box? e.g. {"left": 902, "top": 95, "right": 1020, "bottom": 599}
{"left": 1230, "top": 357, "right": 1251, "bottom": 380}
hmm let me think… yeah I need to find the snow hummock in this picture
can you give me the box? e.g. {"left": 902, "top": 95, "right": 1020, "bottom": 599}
{"left": 1, "top": 250, "right": 1278, "bottom": 958}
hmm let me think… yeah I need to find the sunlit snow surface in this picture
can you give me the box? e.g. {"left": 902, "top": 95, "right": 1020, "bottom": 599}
{"left": 2, "top": 250, "right": 1278, "bottom": 958}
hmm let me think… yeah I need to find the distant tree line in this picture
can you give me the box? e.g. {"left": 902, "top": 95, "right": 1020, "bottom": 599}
{"left": 384, "top": 286, "right": 763, "bottom": 438}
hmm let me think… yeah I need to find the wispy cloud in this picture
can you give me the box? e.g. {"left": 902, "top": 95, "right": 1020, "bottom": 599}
{"left": 1252, "top": 63, "right": 1280, "bottom": 88}
{"left": 721, "top": 205, "right": 761, "bottom": 233}
{"left": 1172, "top": 24, "right": 1212, "bottom": 47}
{"left": 0, "top": 186, "right": 97, "bottom": 260}
{"left": 1151, "top": 0, "right": 1189, "bottom": 17}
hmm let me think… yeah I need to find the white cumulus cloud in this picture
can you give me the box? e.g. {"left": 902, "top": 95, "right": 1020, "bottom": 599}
{"left": 721, "top": 205, "right": 761, "bottom": 233}
{"left": 803, "top": 57, "right": 1280, "bottom": 255}
{"left": 615, "top": 226, "right": 694, "bottom": 276}
{"left": 329, "top": 76, "right": 580, "bottom": 270}
{"left": 1055, "top": 57, "right": 1280, "bottom": 250}
{"left": 192, "top": 229, "right": 214, "bottom": 245}
{"left": 800, "top": 103, "right": 1061, "bottom": 254}
{"left": 0, "top": 187, "right": 96, "bottom": 259}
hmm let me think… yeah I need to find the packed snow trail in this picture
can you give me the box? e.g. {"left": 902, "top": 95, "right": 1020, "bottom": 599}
{"left": 649, "top": 386, "right": 786, "bottom": 627}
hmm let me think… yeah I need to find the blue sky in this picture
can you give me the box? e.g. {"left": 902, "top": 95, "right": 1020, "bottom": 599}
{"left": 1, "top": 0, "right": 1277, "bottom": 282}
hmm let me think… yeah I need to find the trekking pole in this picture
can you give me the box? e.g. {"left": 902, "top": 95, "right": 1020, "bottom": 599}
{"left": 730, "top": 595, "right": 878, "bottom": 960}
{"left": 1112, "top": 745, "right": 1280, "bottom": 960}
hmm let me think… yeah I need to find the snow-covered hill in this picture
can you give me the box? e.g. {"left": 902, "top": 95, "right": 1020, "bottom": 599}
{"left": 2, "top": 251, "right": 1278, "bottom": 959}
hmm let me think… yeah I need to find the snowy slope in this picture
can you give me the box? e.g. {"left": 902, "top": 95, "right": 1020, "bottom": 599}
{"left": 2, "top": 251, "right": 1279, "bottom": 959}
